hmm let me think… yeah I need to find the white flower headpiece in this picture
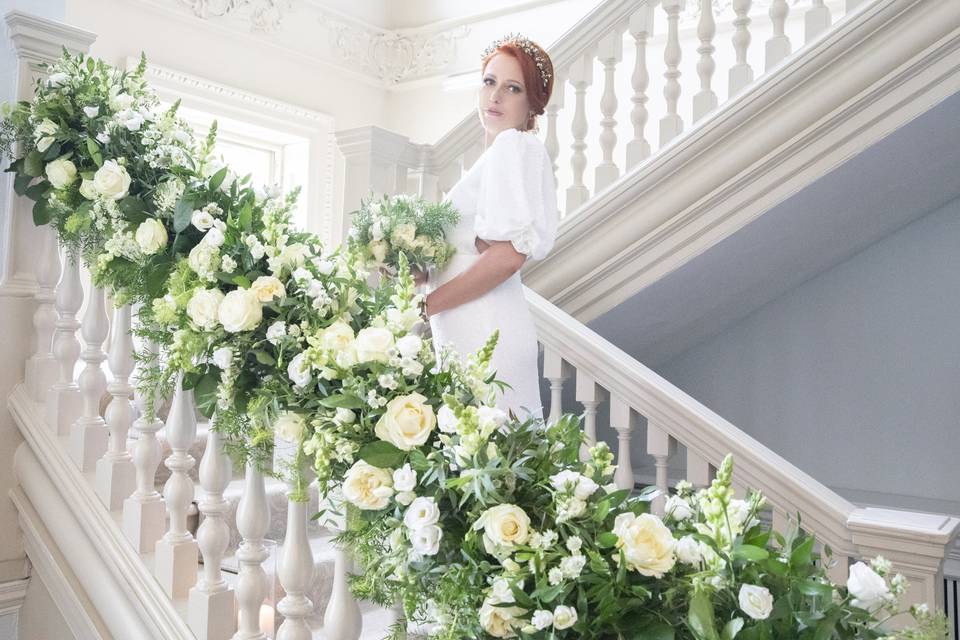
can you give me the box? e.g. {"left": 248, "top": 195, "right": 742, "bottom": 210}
{"left": 481, "top": 32, "right": 552, "bottom": 89}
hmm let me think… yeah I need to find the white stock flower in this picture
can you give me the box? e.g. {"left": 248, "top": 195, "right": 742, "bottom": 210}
{"left": 342, "top": 460, "right": 393, "bottom": 510}
{"left": 186, "top": 288, "right": 224, "bottom": 329}
{"left": 354, "top": 327, "right": 395, "bottom": 363}
{"left": 273, "top": 412, "right": 306, "bottom": 442}
{"left": 549, "top": 470, "right": 598, "bottom": 501}
{"left": 44, "top": 158, "right": 77, "bottom": 189}
{"left": 738, "top": 584, "right": 774, "bottom": 620}
{"left": 436, "top": 404, "right": 459, "bottom": 434}
{"left": 251, "top": 275, "right": 286, "bottom": 303}
{"left": 475, "top": 504, "right": 531, "bottom": 555}
{"left": 374, "top": 392, "right": 436, "bottom": 451}
{"left": 212, "top": 347, "right": 233, "bottom": 370}
{"left": 847, "top": 562, "right": 890, "bottom": 612}
{"left": 392, "top": 463, "right": 417, "bottom": 492}
{"left": 83, "top": 105, "right": 99, "bottom": 118}
{"left": 217, "top": 288, "right": 263, "bottom": 332}
{"left": 396, "top": 334, "right": 423, "bottom": 359}
{"left": 665, "top": 495, "right": 694, "bottom": 521}
{"left": 403, "top": 497, "right": 440, "bottom": 530}
{"left": 477, "top": 405, "right": 509, "bottom": 436}
{"left": 612, "top": 512, "right": 676, "bottom": 578}
{"left": 287, "top": 352, "right": 311, "bottom": 388}
{"left": 202, "top": 226, "right": 225, "bottom": 248}
{"left": 675, "top": 536, "right": 703, "bottom": 566}
{"left": 552, "top": 605, "right": 577, "bottom": 630}
{"left": 559, "top": 554, "right": 586, "bottom": 579}
{"left": 135, "top": 219, "right": 168, "bottom": 255}
{"left": 531, "top": 610, "right": 553, "bottom": 630}
{"left": 46, "top": 72, "right": 69, "bottom": 87}
{"left": 92, "top": 159, "right": 131, "bottom": 200}
{"left": 566, "top": 537, "right": 583, "bottom": 554}
{"left": 548, "top": 568, "right": 564, "bottom": 586}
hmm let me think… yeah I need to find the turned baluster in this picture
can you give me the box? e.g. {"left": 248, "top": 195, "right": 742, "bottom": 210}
{"left": 26, "top": 227, "right": 61, "bottom": 401}
{"left": 575, "top": 372, "right": 603, "bottom": 462}
{"left": 659, "top": 0, "right": 685, "bottom": 146}
{"left": 233, "top": 463, "right": 272, "bottom": 640}
{"left": 155, "top": 378, "right": 199, "bottom": 598}
{"left": 729, "top": 0, "right": 755, "bottom": 97}
{"left": 646, "top": 423, "right": 676, "bottom": 516}
{"left": 542, "top": 347, "right": 570, "bottom": 426}
{"left": 95, "top": 303, "right": 135, "bottom": 510}
{"left": 276, "top": 476, "right": 316, "bottom": 639}
{"left": 610, "top": 395, "right": 637, "bottom": 491}
{"left": 804, "top": 0, "right": 832, "bottom": 43}
{"left": 626, "top": 6, "right": 654, "bottom": 169}
{"left": 765, "top": 0, "right": 791, "bottom": 71}
{"left": 70, "top": 281, "right": 109, "bottom": 471}
{"left": 324, "top": 538, "right": 362, "bottom": 640}
{"left": 46, "top": 251, "right": 83, "bottom": 435}
{"left": 543, "top": 70, "right": 564, "bottom": 190}
{"left": 692, "top": 0, "right": 719, "bottom": 123}
{"left": 565, "top": 53, "right": 593, "bottom": 214}
{"left": 595, "top": 29, "right": 623, "bottom": 192}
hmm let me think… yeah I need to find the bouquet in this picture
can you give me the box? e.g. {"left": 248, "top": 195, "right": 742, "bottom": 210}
{"left": 348, "top": 192, "right": 460, "bottom": 280}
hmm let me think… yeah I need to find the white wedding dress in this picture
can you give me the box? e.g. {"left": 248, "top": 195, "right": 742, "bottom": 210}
{"left": 427, "top": 127, "right": 559, "bottom": 423}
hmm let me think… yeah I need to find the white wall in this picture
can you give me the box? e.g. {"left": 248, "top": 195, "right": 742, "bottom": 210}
{"left": 657, "top": 196, "right": 960, "bottom": 515}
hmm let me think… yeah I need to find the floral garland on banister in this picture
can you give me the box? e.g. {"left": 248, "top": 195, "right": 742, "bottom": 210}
{"left": 0, "top": 48, "right": 949, "bottom": 640}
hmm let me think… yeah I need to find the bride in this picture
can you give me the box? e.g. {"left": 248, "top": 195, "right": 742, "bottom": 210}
{"left": 417, "top": 34, "right": 559, "bottom": 423}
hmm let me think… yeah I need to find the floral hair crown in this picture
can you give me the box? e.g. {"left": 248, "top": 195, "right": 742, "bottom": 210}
{"left": 480, "top": 32, "right": 552, "bottom": 89}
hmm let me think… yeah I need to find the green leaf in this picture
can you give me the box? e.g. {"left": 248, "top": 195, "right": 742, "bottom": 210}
{"left": 13, "top": 173, "right": 32, "bottom": 196}
{"left": 23, "top": 150, "right": 43, "bottom": 177}
{"left": 790, "top": 536, "right": 815, "bottom": 568}
{"left": 813, "top": 609, "right": 842, "bottom": 640}
{"left": 173, "top": 197, "right": 194, "bottom": 233}
{"left": 252, "top": 350, "right": 275, "bottom": 366}
{"left": 319, "top": 394, "right": 363, "bottom": 409}
{"left": 597, "top": 532, "right": 618, "bottom": 548}
{"left": 194, "top": 371, "right": 220, "bottom": 419}
{"left": 688, "top": 591, "right": 720, "bottom": 640}
{"left": 797, "top": 580, "right": 833, "bottom": 600}
{"left": 238, "top": 202, "right": 252, "bottom": 232}
{"left": 42, "top": 141, "right": 61, "bottom": 161}
{"left": 732, "top": 544, "right": 770, "bottom": 562}
{"left": 623, "top": 622, "right": 675, "bottom": 640}
{"left": 85, "top": 137, "right": 102, "bottom": 167}
{"left": 232, "top": 274, "right": 251, "bottom": 288}
{"left": 357, "top": 441, "right": 405, "bottom": 469}
{"left": 208, "top": 166, "right": 229, "bottom": 191}
{"left": 32, "top": 197, "right": 50, "bottom": 226}
{"left": 144, "top": 260, "right": 174, "bottom": 298}
{"left": 118, "top": 196, "right": 148, "bottom": 222}
{"left": 24, "top": 182, "right": 47, "bottom": 201}
{"left": 509, "top": 586, "right": 535, "bottom": 609}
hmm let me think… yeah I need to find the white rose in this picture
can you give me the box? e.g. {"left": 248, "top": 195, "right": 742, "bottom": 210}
{"left": 135, "top": 219, "right": 168, "bottom": 255}
{"left": 531, "top": 610, "right": 553, "bottom": 630}
{"left": 479, "top": 598, "right": 524, "bottom": 639}
{"left": 188, "top": 242, "right": 220, "bottom": 277}
{"left": 35, "top": 118, "right": 58, "bottom": 136}
{"left": 368, "top": 239, "right": 389, "bottom": 264}
{"left": 552, "top": 605, "right": 578, "bottom": 630}
{"left": 334, "top": 407, "right": 356, "bottom": 425}
{"left": 477, "top": 405, "right": 509, "bottom": 436}
{"left": 374, "top": 392, "right": 436, "bottom": 451}
{"left": 79, "top": 179, "right": 97, "bottom": 200}
{"left": 186, "top": 288, "right": 224, "bottom": 329}
{"left": 390, "top": 222, "right": 417, "bottom": 248}
{"left": 202, "top": 226, "right": 225, "bottom": 248}
{"left": 44, "top": 158, "right": 77, "bottom": 189}
{"left": 847, "top": 562, "right": 889, "bottom": 612}
{"left": 665, "top": 495, "right": 694, "bottom": 521}
{"left": 287, "top": 352, "right": 311, "bottom": 388}
{"left": 274, "top": 412, "right": 306, "bottom": 442}
{"left": 392, "top": 463, "right": 417, "bottom": 492}
{"left": 192, "top": 209, "right": 215, "bottom": 231}
{"left": 266, "top": 321, "right": 286, "bottom": 344}
{"left": 212, "top": 347, "right": 233, "bottom": 370}
{"left": 36, "top": 136, "right": 55, "bottom": 152}
{"left": 83, "top": 105, "right": 99, "bottom": 118}
{"left": 251, "top": 275, "right": 286, "bottom": 303}
{"left": 354, "top": 326, "right": 394, "bottom": 363}
{"left": 475, "top": 504, "right": 531, "bottom": 555}
{"left": 738, "top": 584, "right": 774, "bottom": 620}
{"left": 321, "top": 321, "right": 356, "bottom": 353}
{"left": 403, "top": 497, "right": 440, "bottom": 531}
{"left": 675, "top": 536, "right": 703, "bottom": 565}
{"left": 46, "top": 72, "right": 69, "bottom": 88}
{"left": 217, "top": 288, "right": 263, "bottom": 333}
{"left": 109, "top": 91, "right": 134, "bottom": 111}
{"left": 93, "top": 159, "right": 131, "bottom": 200}
{"left": 396, "top": 491, "right": 416, "bottom": 506}
{"left": 410, "top": 524, "right": 442, "bottom": 556}
{"left": 343, "top": 460, "right": 393, "bottom": 510}
{"left": 612, "top": 512, "right": 676, "bottom": 578}
{"left": 396, "top": 334, "right": 423, "bottom": 359}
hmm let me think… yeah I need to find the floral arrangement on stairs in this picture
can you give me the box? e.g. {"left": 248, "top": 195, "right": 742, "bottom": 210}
{"left": 0, "top": 48, "right": 949, "bottom": 640}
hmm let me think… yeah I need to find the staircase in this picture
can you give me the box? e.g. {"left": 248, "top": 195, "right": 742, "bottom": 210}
{"left": 6, "top": 0, "right": 960, "bottom": 639}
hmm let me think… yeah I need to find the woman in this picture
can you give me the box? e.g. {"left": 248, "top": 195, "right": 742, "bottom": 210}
{"left": 419, "top": 34, "right": 559, "bottom": 423}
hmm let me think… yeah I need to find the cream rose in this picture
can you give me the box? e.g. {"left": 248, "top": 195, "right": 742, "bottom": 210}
{"left": 367, "top": 240, "right": 388, "bottom": 265}
{"left": 374, "top": 392, "right": 436, "bottom": 451}
{"left": 135, "top": 219, "right": 168, "bottom": 255}
{"left": 274, "top": 412, "right": 306, "bottom": 442}
{"left": 185, "top": 288, "right": 224, "bottom": 329}
{"left": 390, "top": 222, "right": 417, "bottom": 248}
{"left": 847, "top": 562, "right": 890, "bottom": 612}
{"left": 354, "top": 326, "right": 394, "bottom": 363}
{"left": 217, "top": 288, "right": 263, "bottom": 333}
{"left": 79, "top": 178, "right": 98, "bottom": 200}
{"left": 342, "top": 460, "right": 393, "bottom": 510}
{"left": 44, "top": 158, "right": 77, "bottom": 189}
{"left": 552, "top": 605, "right": 578, "bottom": 630}
{"left": 251, "top": 275, "right": 286, "bottom": 303}
{"left": 479, "top": 598, "right": 524, "bottom": 638}
{"left": 738, "top": 584, "right": 774, "bottom": 620}
{"left": 321, "top": 320, "right": 356, "bottom": 352}
{"left": 93, "top": 159, "right": 131, "bottom": 200}
{"left": 612, "top": 512, "right": 677, "bottom": 578}
{"left": 475, "top": 504, "right": 531, "bottom": 555}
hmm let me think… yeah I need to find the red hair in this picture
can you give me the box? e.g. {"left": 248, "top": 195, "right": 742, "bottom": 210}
{"left": 481, "top": 41, "right": 555, "bottom": 132}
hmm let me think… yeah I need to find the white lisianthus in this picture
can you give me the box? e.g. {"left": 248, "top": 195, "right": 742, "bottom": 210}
{"left": 217, "top": 288, "right": 263, "bottom": 333}
{"left": 665, "top": 495, "right": 694, "bottom": 521}
{"left": 287, "top": 352, "right": 312, "bottom": 388}
{"left": 265, "top": 321, "right": 287, "bottom": 344}
{"left": 477, "top": 405, "right": 509, "bottom": 436}
{"left": 738, "top": 584, "right": 774, "bottom": 620}
{"left": 549, "top": 470, "right": 599, "bottom": 501}
{"left": 44, "top": 158, "right": 77, "bottom": 189}
{"left": 109, "top": 91, "right": 134, "bottom": 111}
{"left": 186, "top": 288, "right": 224, "bottom": 329}
{"left": 386, "top": 306, "right": 421, "bottom": 333}
{"left": 675, "top": 536, "right": 703, "bottom": 566}
{"left": 410, "top": 524, "right": 442, "bottom": 556}
{"left": 188, "top": 242, "right": 220, "bottom": 280}
{"left": 342, "top": 460, "right": 393, "bottom": 510}
{"left": 202, "top": 226, "right": 225, "bottom": 248}
{"left": 135, "top": 219, "right": 168, "bottom": 255}
{"left": 436, "top": 404, "right": 460, "bottom": 434}
{"left": 334, "top": 407, "right": 356, "bottom": 425}
{"left": 396, "top": 334, "right": 423, "bottom": 359}
{"left": 354, "top": 327, "right": 394, "bottom": 363}
{"left": 479, "top": 598, "right": 524, "bottom": 639}
{"left": 251, "top": 275, "right": 286, "bottom": 303}
{"left": 79, "top": 179, "right": 98, "bottom": 200}
{"left": 392, "top": 463, "right": 417, "bottom": 492}
{"left": 403, "top": 497, "right": 440, "bottom": 530}
{"left": 612, "top": 512, "right": 676, "bottom": 578}
{"left": 552, "top": 606, "right": 578, "bottom": 630}
{"left": 847, "top": 562, "right": 890, "bottom": 612}
{"left": 83, "top": 105, "right": 99, "bottom": 119}
{"left": 191, "top": 209, "right": 215, "bottom": 231}
{"left": 212, "top": 347, "right": 233, "bottom": 370}
{"left": 531, "top": 610, "right": 553, "bottom": 631}
{"left": 273, "top": 412, "right": 306, "bottom": 442}
{"left": 92, "top": 159, "right": 131, "bottom": 200}
{"left": 374, "top": 392, "right": 436, "bottom": 451}
{"left": 475, "top": 504, "right": 531, "bottom": 555}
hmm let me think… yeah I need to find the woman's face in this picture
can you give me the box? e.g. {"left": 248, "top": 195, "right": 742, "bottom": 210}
{"left": 478, "top": 53, "right": 530, "bottom": 136}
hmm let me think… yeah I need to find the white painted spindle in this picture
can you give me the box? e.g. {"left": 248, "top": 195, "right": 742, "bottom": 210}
{"left": 542, "top": 348, "right": 569, "bottom": 426}
{"left": 626, "top": 7, "right": 654, "bottom": 169}
{"left": 155, "top": 378, "right": 199, "bottom": 598}
{"left": 729, "top": 0, "right": 755, "bottom": 97}
{"left": 659, "top": 0, "right": 685, "bottom": 146}
{"left": 594, "top": 30, "right": 623, "bottom": 192}
{"left": 70, "top": 282, "right": 109, "bottom": 471}
{"left": 189, "top": 417, "right": 236, "bottom": 640}
{"left": 26, "top": 227, "right": 60, "bottom": 401}
{"left": 324, "top": 543, "right": 362, "bottom": 640}
{"left": 565, "top": 53, "right": 593, "bottom": 214}
{"left": 46, "top": 251, "right": 83, "bottom": 435}
{"left": 684, "top": 447, "right": 712, "bottom": 488}
{"left": 804, "top": 0, "right": 832, "bottom": 43}
{"left": 646, "top": 423, "right": 676, "bottom": 516}
{"left": 575, "top": 371, "right": 601, "bottom": 462}
{"left": 765, "top": 0, "right": 791, "bottom": 71}
{"left": 95, "top": 303, "right": 135, "bottom": 510}
{"left": 610, "top": 395, "right": 637, "bottom": 491}
{"left": 543, "top": 70, "right": 564, "bottom": 189}
{"left": 233, "top": 463, "right": 272, "bottom": 640}
{"left": 692, "top": 0, "right": 719, "bottom": 122}
{"left": 276, "top": 494, "right": 315, "bottom": 640}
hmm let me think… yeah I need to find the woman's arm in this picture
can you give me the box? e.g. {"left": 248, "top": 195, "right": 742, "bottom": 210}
{"left": 425, "top": 238, "right": 526, "bottom": 316}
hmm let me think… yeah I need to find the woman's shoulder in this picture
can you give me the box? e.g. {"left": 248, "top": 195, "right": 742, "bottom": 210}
{"left": 489, "top": 128, "right": 549, "bottom": 159}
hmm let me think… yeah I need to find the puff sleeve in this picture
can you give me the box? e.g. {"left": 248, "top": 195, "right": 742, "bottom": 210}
{"left": 474, "top": 128, "right": 559, "bottom": 261}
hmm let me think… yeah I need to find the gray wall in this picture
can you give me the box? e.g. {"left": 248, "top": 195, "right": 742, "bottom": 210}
{"left": 656, "top": 195, "right": 960, "bottom": 514}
